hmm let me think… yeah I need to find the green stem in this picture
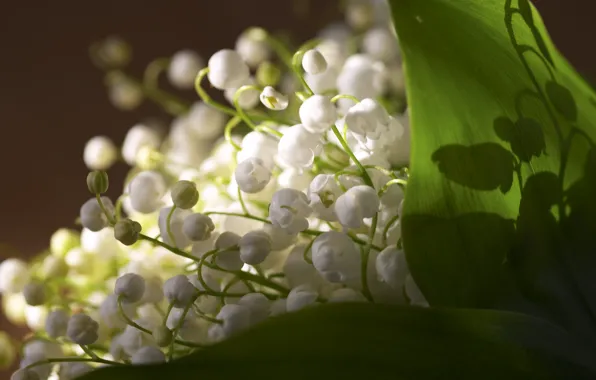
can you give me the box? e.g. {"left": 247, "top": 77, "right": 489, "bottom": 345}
{"left": 166, "top": 205, "right": 178, "bottom": 248}
{"left": 95, "top": 194, "right": 115, "bottom": 225}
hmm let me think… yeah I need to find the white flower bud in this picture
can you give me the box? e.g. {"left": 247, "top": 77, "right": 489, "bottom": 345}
{"left": 0, "top": 259, "right": 30, "bottom": 294}
{"left": 277, "top": 124, "right": 323, "bottom": 170}
{"left": 235, "top": 29, "right": 270, "bottom": 68}
{"left": 215, "top": 304, "right": 251, "bottom": 338}
{"left": 286, "top": 285, "right": 318, "bottom": 312}
{"left": 299, "top": 95, "right": 337, "bottom": 134}
{"left": 109, "top": 80, "right": 143, "bottom": 110}
{"left": 168, "top": 50, "right": 204, "bottom": 89}
{"left": 80, "top": 197, "right": 114, "bottom": 232}
{"left": 131, "top": 346, "right": 166, "bottom": 365}
{"left": 235, "top": 157, "right": 272, "bottom": 194}
{"left": 224, "top": 77, "right": 260, "bottom": 110}
{"left": 49, "top": 228, "right": 80, "bottom": 257}
{"left": 171, "top": 180, "right": 199, "bottom": 209}
{"left": 207, "top": 49, "right": 250, "bottom": 90}
{"left": 376, "top": 246, "right": 408, "bottom": 290}
{"left": 239, "top": 230, "right": 272, "bottom": 265}
{"left": 45, "top": 309, "right": 69, "bottom": 338}
{"left": 163, "top": 275, "right": 197, "bottom": 308}
{"left": 269, "top": 188, "right": 312, "bottom": 234}
{"left": 362, "top": 27, "right": 399, "bottom": 62}
{"left": 328, "top": 288, "right": 367, "bottom": 303}
{"left": 277, "top": 168, "right": 312, "bottom": 191}
{"left": 128, "top": 171, "right": 167, "bottom": 214}
{"left": 259, "top": 86, "right": 289, "bottom": 110}
{"left": 345, "top": 98, "right": 389, "bottom": 140}
{"left": 311, "top": 231, "right": 360, "bottom": 283}
{"left": 237, "top": 131, "right": 279, "bottom": 170}
{"left": 23, "top": 283, "right": 46, "bottom": 306}
{"left": 66, "top": 313, "right": 99, "bottom": 345}
{"left": 158, "top": 207, "right": 193, "bottom": 248}
{"left": 185, "top": 102, "right": 227, "bottom": 140}
{"left": 308, "top": 174, "right": 342, "bottom": 221}
{"left": 115, "top": 273, "right": 146, "bottom": 304}
{"left": 99, "top": 294, "right": 135, "bottom": 330}
{"left": 237, "top": 293, "right": 270, "bottom": 325}
{"left": 122, "top": 124, "right": 161, "bottom": 166}
{"left": 119, "top": 323, "right": 156, "bottom": 356}
{"left": 337, "top": 54, "right": 386, "bottom": 102}
{"left": 335, "top": 185, "right": 380, "bottom": 229}
{"left": 302, "top": 49, "right": 327, "bottom": 75}
{"left": 305, "top": 67, "right": 338, "bottom": 94}
{"left": 83, "top": 136, "right": 117, "bottom": 170}
{"left": 182, "top": 213, "right": 215, "bottom": 241}
{"left": 59, "top": 362, "right": 93, "bottom": 380}
{"left": 214, "top": 232, "right": 243, "bottom": 271}
{"left": 140, "top": 277, "right": 164, "bottom": 304}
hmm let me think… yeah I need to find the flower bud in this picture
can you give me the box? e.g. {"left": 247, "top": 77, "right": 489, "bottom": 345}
{"left": 108, "top": 80, "right": 143, "bottom": 111}
{"left": 328, "top": 288, "right": 367, "bottom": 303}
{"left": 235, "top": 157, "right": 272, "bottom": 194}
{"left": 171, "top": 180, "right": 199, "bottom": 209}
{"left": 23, "top": 283, "right": 46, "bottom": 306}
{"left": 131, "top": 346, "right": 166, "bottom": 365}
{"left": 239, "top": 230, "right": 272, "bottom": 265}
{"left": 94, "top": 36, "right": 131, "bottom": 68}
{"left": 87, "top": 170, "right": 109, "bottom": 194}
{"left": 235, "top": 28, "right": 270, "bottom": 68}
{"left": 80, "top": 197, "right": 114, "bottom": 232}
{"left": 299, "top": 95, "right": 337, "bottom": 134}
{"left": 128, "top": 171, "right": 167, "bottom": 214}
{"left": 168, "top": 50, "right": 204, "bottom": 89}
{"left": 40, "top": 255, "right": 68, "bottom": 279}
{"left": 122, "top": 124, "right": 161, "bottom": 166}
{"left": 49, "top": 229, "right": 80, "bottom": 257}
{"left": 114, "top": 218, "right": 142, "bottom": 246}
{"left": 163, "top": 275, "right": 197, "bottom": 308}
{"left": 311, "top": 231, "right": 360, "bottom": 283}
{"left": 66, "top": 313, "right": 99, "bottom": 345}
{"left": 302, "top": 49, "right": 327, "bottom": 75}
{"left": 256, "top": 61, "right": 281, "bottom": 87}
{"left": 259, "top": 86, "right": 289, "bottom": 111}
{"left": 237, "top": 293, "right": 270, "bottom": 325}
{"left": 182, "top": 213, "right": 215, "bottom": 241}
{"left": 376, "top": 246, "right": 408, "bottom": 290}
{"left": 45, "top": 309, "right": 69, "bottom": 338}
{"left": 83, "top": 136, "right": 118, "bottom": 171}
{"left": 207, "top": 49, "right": 250, "bottom": 90}
{"left": 115, "top": 273, "right": 146, "bottom": 304}
{"left": 0, "top": 259, "right": 30, "bottom": 294}
{"left": 286, "top": 285, "right": 318, "bottom": 312}
{"left": 214, "top": 232, "right": 243, "bottom": 271}
{"left": 152, "top": 325, "right": 172, "bottom": 347}
{"left": 215, "top": 304, "right": 251, "bottom": 338}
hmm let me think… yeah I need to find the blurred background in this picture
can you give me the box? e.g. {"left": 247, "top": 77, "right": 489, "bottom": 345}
{"left": 0, "top": 0, "right": 593, "bottom": 377}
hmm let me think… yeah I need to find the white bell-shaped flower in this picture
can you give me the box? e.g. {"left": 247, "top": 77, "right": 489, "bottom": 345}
{"left": 182, "top": 213, "right": 215, "bottom": 241}
{"left": 99, "top": 294, "right": 135, "bottom": 330}
{"left": 163, "top": 275, "right": 197, "bottom": 308}
{"left": 286, "top": 285, "right": 318, "bottom": 312}
{"left": 45, "top": 309, "right": 69, "bottom": 339}
{"left": 237, "top": 293, "right": 270, "bottom": 325}
{"left": 66, "top": 313, "right": 99, "bottom": 345}
{"left": 277, "top": 168, "right": 312, "bottom": 191}
{"left": 207, "top": 49, "right": 250, "bottom": 90}
{"left": 259, "top": 86, "right": 289, "bottom": 110}
{"left": 307, "top": 174, "right": 342, "bottom": 221}
{"left": 299, "top": 95, "right": 337, "bottom": 134}
{"left": 214, "top": 232, "right": 244, "bottom": 271}
{"left": 0, "top": 259, "right": 30, "bottom": 294}
{"left": 235, "top": 29, "right": 270, "bottom": 68}
{"left": 215, "top": 304, "right": 251, "bottom": 338}
{"left": 311, "top": 231, "right": 360, "bottom": 283}
{"left": 405, "top": 274, "right": 429, "bottom": 307}
{"left": 115, "top": 273, "right": 146, "bottom": 304}
{"left": 83, "top": 136, "right": 118, "bottom": 171}
{"left": 305, "top": 67, "right": 339, "bottom": 95}
{"left": 344, "top": 98, "right": 390, "bottom": 140}
{"left": 283, "top": 244, "right": 326, "bottom": 289}
{"left": 184, "top": 102, "right": 227, "bottom": 141}
{"left": 376, "top": 246, "right": 409, "bottom": 290}
{"left": 335, "top": 185, "right": 380, "bottom": 229}
{"left": 168, "top": 50, "right": 204, "bottom": 89}
{"left": 80, "top": 197, "right": 114, "bottom": 232}
{"left": 328, "top": 288, "right": 367, "bottom": 303}
{"left": 127, "top": 171, "right": 167, "bottom": 214}
{"left": 235, "top": 157, "right": 272, "bottom": 194}
{"left": 239, "top": 230, "right": 272, "bottom": 265}
{"left": 337, "top": 54, "right": 386, "bottom": 102}
{"left": 131, "top": 346, "right": 166, "bottom": 365}
{"left": 237, "top": 130, "right": 279, "bottom": 170}
{"left": 269, "top": 188, "right": 312, "bottom": 234}
{"left": 277, "top": 124, "right": 323, "bottom": 170}
{"left": 262, "top": 224, "right": 297, "bottom": 251}
{"left": 361, "top": 27, "right": 400, "bottom": 62}
{"left": 122, "top": 124, "right": 161, "bottom": 166}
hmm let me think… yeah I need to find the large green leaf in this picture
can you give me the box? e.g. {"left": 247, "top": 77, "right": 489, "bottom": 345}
{"left": 80, "top": 303, "right": 596, "bottom": 379}
{"left": 392, "top": 0, "right": 596, "bottom": 338}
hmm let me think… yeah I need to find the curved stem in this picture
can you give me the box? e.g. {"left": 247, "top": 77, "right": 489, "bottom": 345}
{"left": 166, "top": 205, "right": 177, "bottom": 248}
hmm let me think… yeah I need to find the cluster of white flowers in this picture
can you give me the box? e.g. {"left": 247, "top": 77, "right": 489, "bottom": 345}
{"left": 3, "top": 1, "right": 427, "bottom": 378}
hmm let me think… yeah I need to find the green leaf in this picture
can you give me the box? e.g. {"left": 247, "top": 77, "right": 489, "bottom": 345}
{"left": 391, "top": 0, "right": 596, "bottom": 338}
{"left": 80, "top": 303, "right": 596, "bottom": 380}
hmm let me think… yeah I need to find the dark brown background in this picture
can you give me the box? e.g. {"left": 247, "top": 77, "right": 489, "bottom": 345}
{"left": 0, "top": 0, "right": 594, "bottom": 377}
